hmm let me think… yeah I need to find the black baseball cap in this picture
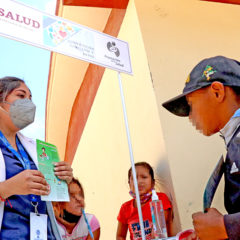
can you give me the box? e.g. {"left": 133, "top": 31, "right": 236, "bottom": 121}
{"left": 162, "top": 56, "right": 240, "bottom": 117}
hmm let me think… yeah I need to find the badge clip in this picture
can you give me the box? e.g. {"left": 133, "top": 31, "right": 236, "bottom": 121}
{"left": 31, "top": 201, "right": 40, "bottom": 216}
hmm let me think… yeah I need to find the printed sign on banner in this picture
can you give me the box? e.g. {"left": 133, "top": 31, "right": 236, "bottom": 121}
{"left": 0, "top": 0, "right": 133, "bottom": 75}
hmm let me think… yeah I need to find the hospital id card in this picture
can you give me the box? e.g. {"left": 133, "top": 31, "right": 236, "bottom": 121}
{"left": 30, "top": 212, "right": 47, "bottom": 240}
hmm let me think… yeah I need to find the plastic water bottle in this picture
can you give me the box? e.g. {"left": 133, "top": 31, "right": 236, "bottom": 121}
{"left": 150, "top": 189, "right": 168, "bottom": 239}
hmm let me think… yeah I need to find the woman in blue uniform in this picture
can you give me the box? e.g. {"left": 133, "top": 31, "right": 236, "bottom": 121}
{"left": 0, "top": 76, "right": 73, "bottom": 239}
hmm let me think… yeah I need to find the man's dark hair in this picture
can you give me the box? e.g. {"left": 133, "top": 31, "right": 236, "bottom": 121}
{"left": 231, "top": 86, "right": 240, "bottom": 96}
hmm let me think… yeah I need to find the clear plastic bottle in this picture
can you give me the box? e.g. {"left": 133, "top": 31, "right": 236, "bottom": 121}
{"left": 150, "top": 189, "right": 168, "bottom": 239}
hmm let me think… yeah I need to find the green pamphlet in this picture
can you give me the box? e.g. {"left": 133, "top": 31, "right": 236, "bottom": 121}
{"left": 36, "top": 139, "right": 69, "bottom": 202}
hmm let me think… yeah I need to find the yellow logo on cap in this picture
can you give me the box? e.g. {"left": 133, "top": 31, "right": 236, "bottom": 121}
{"left": 202, "top": 65, "right": 216, "bottom": 81}
{"left": 185, "top": 75, "right": 190, "bottom": 83}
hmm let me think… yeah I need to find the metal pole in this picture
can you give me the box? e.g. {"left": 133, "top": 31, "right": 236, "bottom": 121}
{"left": 117, "top": 72, "right": 146, "bottom": 240}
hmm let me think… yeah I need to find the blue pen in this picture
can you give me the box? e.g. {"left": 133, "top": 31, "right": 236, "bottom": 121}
{"left": 82, "top": 208, "right": 94, "bottom": 239}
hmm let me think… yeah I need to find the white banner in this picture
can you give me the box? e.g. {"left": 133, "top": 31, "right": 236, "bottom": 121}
{"left": 0, "top": 0, "right": 133, "bottom": 75}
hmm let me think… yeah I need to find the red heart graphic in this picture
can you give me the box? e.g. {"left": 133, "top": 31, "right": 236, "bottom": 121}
{"left": 59, "top": 30, "right": 67, "bottom": 38}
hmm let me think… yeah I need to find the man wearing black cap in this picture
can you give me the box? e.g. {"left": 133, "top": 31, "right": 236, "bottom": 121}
{"left": 162, "top": 56, "right": 240, "bottom": 240}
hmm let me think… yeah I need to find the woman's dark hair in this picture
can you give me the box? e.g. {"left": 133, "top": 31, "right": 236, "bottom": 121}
{"left": 70, "top": 177, "right": 84, "bottom": 198}
{"left": 0, "top": 76, "right": 25, "bottom": 102}
{"left": 128, "top": 161, "right": 155, "bottom": 183}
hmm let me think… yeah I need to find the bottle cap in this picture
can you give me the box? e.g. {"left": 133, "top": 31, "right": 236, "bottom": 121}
{"left": 152, "top": 189, "right": 159, "bottom": 201}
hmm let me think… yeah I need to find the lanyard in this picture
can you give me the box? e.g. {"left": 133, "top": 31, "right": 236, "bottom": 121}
{"left": 82, "top": 208, "right": 94, "bottom": 239}
{"left": 0, "top": 131, "right": 38, "bottom": 203}
{"left": 0, "top": 131, "right": 31, "bottom": 169}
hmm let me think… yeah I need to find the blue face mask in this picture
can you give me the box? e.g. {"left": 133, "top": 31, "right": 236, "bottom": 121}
{"left": 1, "top": 98, "right": 36, "bottom": 130}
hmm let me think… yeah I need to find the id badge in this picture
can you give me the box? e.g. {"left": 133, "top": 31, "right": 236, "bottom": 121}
{"left": 30, "top": 212, "right": 47, "bottom": 240}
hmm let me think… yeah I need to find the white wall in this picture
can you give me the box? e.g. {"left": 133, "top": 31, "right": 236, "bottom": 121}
{"left": 134, "top": 0, "right": 240, "bottom": 229}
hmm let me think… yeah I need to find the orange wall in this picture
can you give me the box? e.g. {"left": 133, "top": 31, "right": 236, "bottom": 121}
{"left": 46, "top": 0, "right": 178, "bottom": 238}
{"left": 46, "top": 5, "right": 111, "bottom": 159}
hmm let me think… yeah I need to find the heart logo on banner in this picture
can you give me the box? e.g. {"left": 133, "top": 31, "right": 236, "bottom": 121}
{"left": 59, "top": 30, "right": 67, "bottom": 38}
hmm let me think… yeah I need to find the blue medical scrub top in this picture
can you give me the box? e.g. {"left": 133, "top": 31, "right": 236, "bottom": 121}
{"left": 0, "top": 138, "right": 56, "bottom": 240}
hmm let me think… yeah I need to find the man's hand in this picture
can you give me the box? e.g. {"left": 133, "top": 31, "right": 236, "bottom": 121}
{"left": 192, "top": 208, "right": 228, "bottom": 240}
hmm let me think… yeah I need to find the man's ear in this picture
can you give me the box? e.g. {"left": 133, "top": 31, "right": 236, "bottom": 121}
{"left": 210, "top": 81, "right": 225, "bottom": 102}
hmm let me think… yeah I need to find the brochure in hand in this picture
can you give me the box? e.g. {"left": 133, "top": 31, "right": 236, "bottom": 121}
{"left": 36, "top": 139, "right": 69, "bottom": 202}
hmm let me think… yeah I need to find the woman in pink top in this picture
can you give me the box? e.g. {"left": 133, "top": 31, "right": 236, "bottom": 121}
{"left": 53, "top": 178, "right": 100, "bottom": 240}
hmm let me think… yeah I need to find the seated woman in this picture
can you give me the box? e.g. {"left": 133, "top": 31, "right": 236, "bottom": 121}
{"left": 53, "top": 178, "right": 100, "bottom": 240}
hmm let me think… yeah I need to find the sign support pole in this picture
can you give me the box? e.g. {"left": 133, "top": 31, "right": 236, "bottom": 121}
{"left": 117, "top": 72, "right": 146, "bottom": 240}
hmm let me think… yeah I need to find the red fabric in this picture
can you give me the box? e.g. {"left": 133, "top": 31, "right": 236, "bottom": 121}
{"left": 176, "top": 229, "right": 194, "bottom": 240}
{"left": 117, "top": 192, "right": 172, "bottom": 240}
